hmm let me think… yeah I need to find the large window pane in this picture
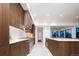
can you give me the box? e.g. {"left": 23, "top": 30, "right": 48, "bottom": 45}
{"left": 51, "top": 31, "right": 59, "bottom": 38}
{"left": 65, "top": 29, "right": 72, "bottom": 38}
{"left": 51, "top": 32, "right": 56, "bottom": 38}
{"left": 60, "top": 31, "right": 64, "bottom": 38}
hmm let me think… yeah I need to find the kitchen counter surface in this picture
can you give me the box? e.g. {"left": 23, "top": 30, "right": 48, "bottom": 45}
{"left": 46, "top": 38, "right": 79, "bottom": 41}
{"left": 9, "top": 37, "right": 31, "bottom": 44}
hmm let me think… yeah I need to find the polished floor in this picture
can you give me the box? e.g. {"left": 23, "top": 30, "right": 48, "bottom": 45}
{"left": 27, "top": 42, "right": 52, "bottom": 56}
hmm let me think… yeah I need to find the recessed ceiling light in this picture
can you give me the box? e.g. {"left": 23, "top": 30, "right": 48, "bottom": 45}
{"left": 59, "top": 14, "right": 63, "bottom": 17}
{"left": 76, "top": 16, "right": 78, "bottom": 19}
{"left": 46, "top": 14, "right": 50, "bottom": 16}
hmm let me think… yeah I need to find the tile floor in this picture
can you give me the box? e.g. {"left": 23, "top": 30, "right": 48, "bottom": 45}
{"left": 27, "top": 42, "right": 52, "bottom": 56}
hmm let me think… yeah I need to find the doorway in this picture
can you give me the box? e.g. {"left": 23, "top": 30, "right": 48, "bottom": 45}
{"left": 37, "top": 27, "right": 43, "bottom": 43}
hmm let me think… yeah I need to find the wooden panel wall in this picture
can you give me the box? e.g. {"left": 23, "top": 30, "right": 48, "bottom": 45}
{"left": 0, "top": 4, "right": 9, "bottom": 46}
{"left": 0, "top": 4, "right": 9, "bottom": 55}
{"left": 0, "top": 3, "right": 35, "bottom": 55}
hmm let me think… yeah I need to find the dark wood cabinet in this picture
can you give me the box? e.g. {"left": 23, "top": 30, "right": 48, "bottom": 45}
{"left": 46, "top": 39, "right": 79, "bottom": 56}
{"left": 46, "top": 39, "right": 60, "bottom": 56}
{"left": 24, "top": 11, "right": 35, "bottom": 45}
{"left": 20, "top": 41, "right": 29, "bottom": 56}
{"left": 10, "top": 43, "right": 20, "bottom": 56}
{"left": 0, "top": 3, "right": 25, "bottom": 55}
{"left": 0, "top": 3, "right": 26, "bottom": 56}
{"left": 9, "top": 3, "right": 24, "bottom": 28}
{"left": 70, "top": 42, "right": 79, "bottom": 56}
{"left": 9, "top": 40, "right": 29, "bottom": 56}
{"left": 0, "top": 45, "right": 9, "bottom": 56}
{"left": 24, "top": 11, "right": 34, "bottom": 32}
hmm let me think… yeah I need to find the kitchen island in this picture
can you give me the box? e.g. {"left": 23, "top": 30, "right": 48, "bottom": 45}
{"left": 46, "top": 38, "right": 79, "bottom": 56}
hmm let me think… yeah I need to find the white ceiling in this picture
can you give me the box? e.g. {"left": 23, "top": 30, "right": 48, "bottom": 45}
{"left": 21, "top": 3, "right": 79, "bottom": 26}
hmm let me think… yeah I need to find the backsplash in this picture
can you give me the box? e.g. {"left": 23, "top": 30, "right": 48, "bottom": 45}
{"left": 9, "top": 26, "right": 27, "bottom": 40}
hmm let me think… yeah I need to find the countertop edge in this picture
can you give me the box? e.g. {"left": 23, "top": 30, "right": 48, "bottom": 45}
{"left": 9, "top": 39, "right": 29, "bottom": 44}
{"left": 46, "top": 38, "right": 79, "bottom": 42}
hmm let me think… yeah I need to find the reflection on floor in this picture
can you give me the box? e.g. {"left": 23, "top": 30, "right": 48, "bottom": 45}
{"left": 27, "top": 42, "right": 52, "bottom": 56}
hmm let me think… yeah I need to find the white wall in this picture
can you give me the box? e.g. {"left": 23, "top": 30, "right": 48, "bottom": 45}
{"left": 43, "top": 26, "right": 51, "bottom": 46}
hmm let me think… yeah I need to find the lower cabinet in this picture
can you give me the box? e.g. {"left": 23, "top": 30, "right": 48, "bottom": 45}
{"left": 70, "top": 42, "right": 79, "bottom": 56}
{"left": 46, "top": 39, "right": 79, "bottom": 56}
{"left": 9, "top": 40, "right": 29, "bottom": 56}
{"left": 0, "top": 45, "right": 9, "bottom": 56}
{"left": 46, "top": 39, "right": 60, "bottom": 56}
{"left": 20, "top": 41, "right": 29, "bottom": 56}
{"left": 9, "top": 42, "right": 20, "bottom": 56}
{"left": 46, "top": 39, "right": 71, "bottom": 56}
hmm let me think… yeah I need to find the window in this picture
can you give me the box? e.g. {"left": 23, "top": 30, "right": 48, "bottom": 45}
{"left": 65, "top": 29, "right": 72, "bottom": 38}
{"left": 60, "top": 31, "right": 64, "bottom": 38}
{"left": 51, "top": 31, "right": 59, "bottom": 38}
{"left": 51, "top": 32, "right": 57, "bottom": 38}
{"left": 76, "top": 27, "right": 79, "bottom": 38}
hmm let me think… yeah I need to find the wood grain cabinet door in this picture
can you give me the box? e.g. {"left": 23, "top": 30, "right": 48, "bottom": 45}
{"left": 20, "top": 41, "right": 29, "bottom": 56}
{"left": 10, "top": 3, "right": 24, "bottom": 28}
{"left": 10, "top": 43, "right": 20, "bottom": 56}
{"left": 70, "top": 42, "right": 79, "bottom": 56}
{"left": 20, "top": 41, "right": 27, "bottom": 56}
{"left": 10, "top": 41, "right": 29, "bottom": 56}
{"left": 0, "top": 45, "right": 9, "bottom": 56}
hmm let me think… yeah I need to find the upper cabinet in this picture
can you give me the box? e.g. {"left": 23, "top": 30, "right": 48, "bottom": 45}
{"left": 9, "top": 3, "right": 24, "bottom": 29}
{"left": 9, "top": 3, "right": 35, "bottom": 31}
{"left": 24, "top": 11, "right": 34, "bottom": 32}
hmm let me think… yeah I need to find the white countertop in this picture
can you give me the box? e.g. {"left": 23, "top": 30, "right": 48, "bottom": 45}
{"left": 47, "top": 38, "right": 79, "bottom": 41}
{"left": 9, "top": 38, "right": 29, "bottom": 44}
